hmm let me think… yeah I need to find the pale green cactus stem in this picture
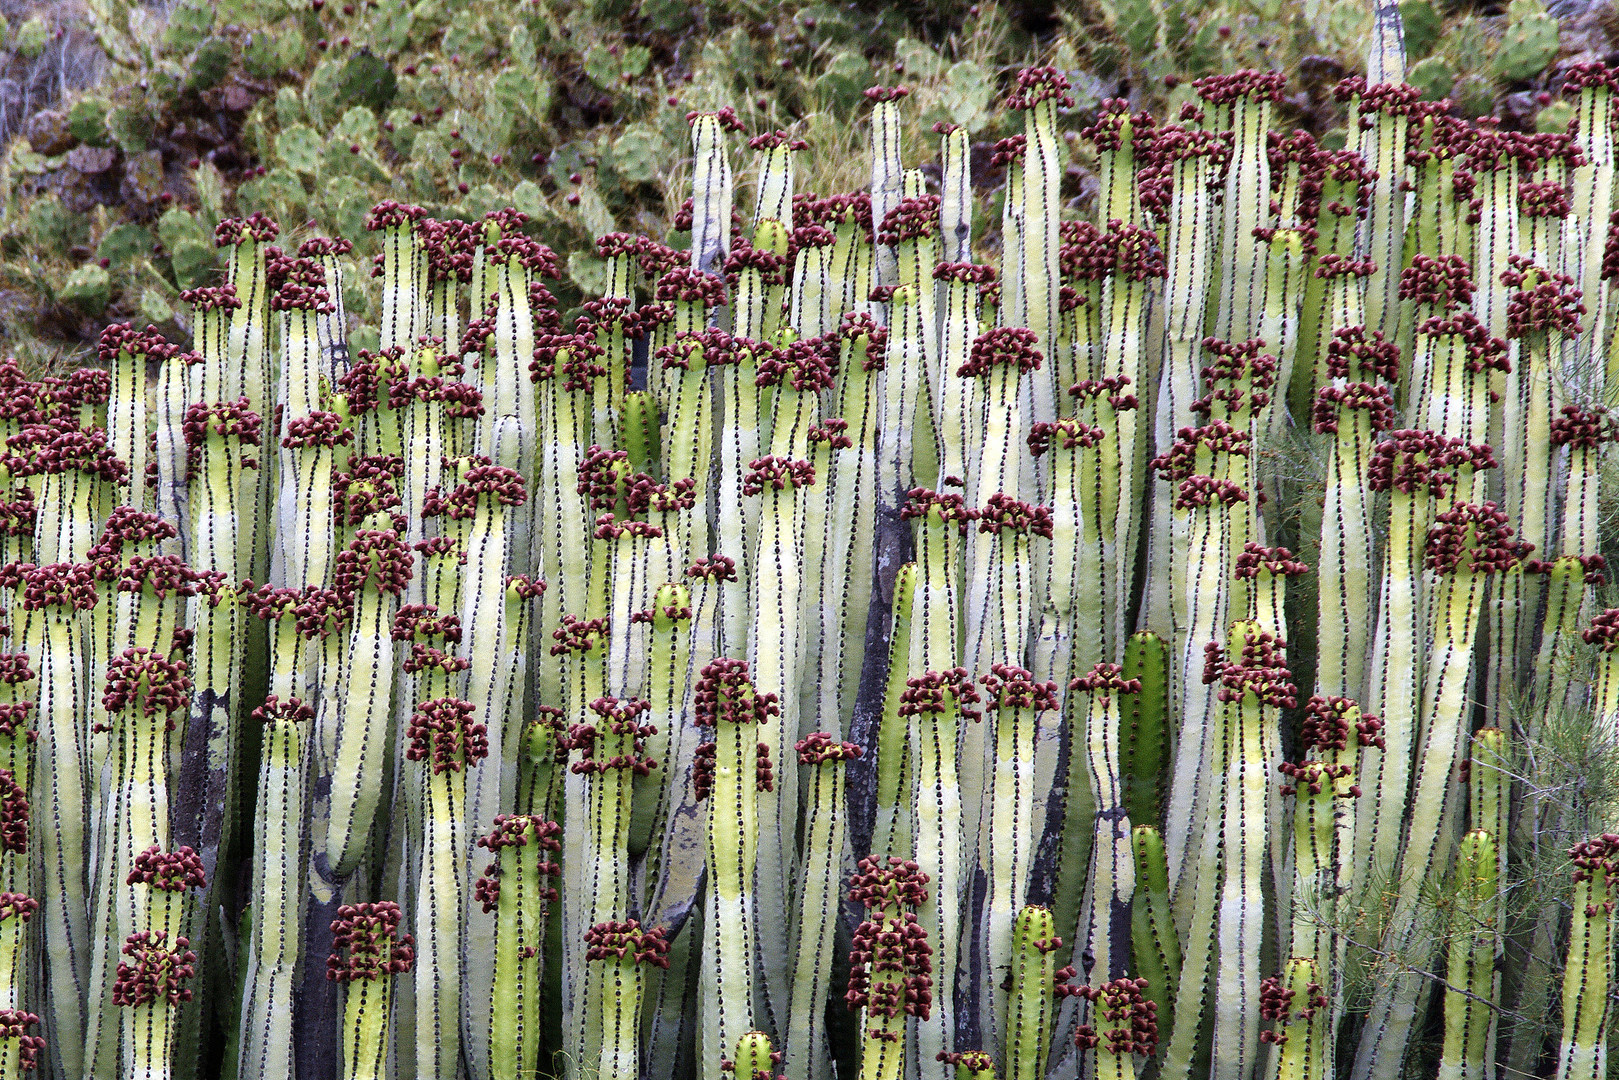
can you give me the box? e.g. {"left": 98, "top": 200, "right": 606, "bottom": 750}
{"left": 977, "top": 663, "right": 1060, "bottom": 1056}
{"left": 117, "top": 845, "right": 203, "bottom": 1080}
{"left": 846, "top": 854, "right": 933, "bottom": 1080}
{"left": 0, "top": 892, "right": 35, "bottom": 1012}
{"left": 1098, "top": 223, "right": 1159, "bottom": 650}
{"left": 697, "top": 657, "right": 774, "bottom": 1080}
{"left": 100, "top": 324, "right": 163, "bottom": 515}
{"left": 1072, "top": 663, "right": 1141, "bottom": 984}
{"left": 938, "top": 124, "right": 971, "bottom": 266}
{"left": 712, "top": 335, "right": 763, "bottom": 654}
{"left": 1278, "top": 754, "right": 1351, "bottom": 1041}
{"left": 1207, "top": 622, "right": 1290, "bottom": 1080}
{"left": 868, "top": 86, "right": 907, "bottom": 292}
{"left": 1293, "top": 149, "right": 1371, "bottom": 401}
{"left": 996, "top": 137, "right": 1027, "bottom": 335}
{"left": 873, "top": 564, "right": 916, "bottom": 860}
{"left": 0, "top": 650, "right": 34, "bottom": 902}
{"left": 1347, "top": 82, "right": 1415, "bottom": 342}
{"left": 17, "top": 418, "right": 124, "bottom": 570}
{"left": 278, "top": 402, "right": 352, "bottom": 600}
{"left": 1532, "top": 408, "right": 1615, "bottom": 715}
{"left": 1404, "top": 115, "right": 1465, "bottom": 264}
{"left": 1436, "top": 831, "right": 1499, "bottom": 1080}
{"left": 585, "top": 918, "right": 670, "bottom": 1080}
{"left": 325, "top": 518, "right": 412, "bottom": 878}
{"left": 807, "top": 320, "right": 883, "bottom": 742}
{"left": 875, "top": 283, "right": 936, "bottom": 505}
{"left": 424, "top": 221, "right": 471, "bottom": 359}
{"left": 83, "top": 640, "right": 191, "bottom": 1080}
{"left": 1060, "top": 383, "right": 1120, "bottom": 673}
{"left": 1142, "top": 117, "right": 1221, "bottom": 642}
{"left": 475, "top": 211, "right": 547, "bottom": 467}
{"left": 1354, "top": 502, "right": 1527, "bottom": 1080}
{"left": 553, "top": 611, "right": 609, "bottom": 1078}
{"left": 1356, "top": 433, "right": 1478, "bottom": 900}
{"left": 1258, "top": 960, "right": 1329, "bottom": 1080}
{"left": 1129, "top": 827, "right": 1180, "bottom": 1049}
{"left": 451, "top": 458, "right": 526, "bottom": 847}
{"left": 785, "top": 733, "right": 860, "bottom": 1080}
{"left": 174, "top": 397, "right": 257, "bottom": 883}
{"left": 1156, "top": 417, "right": 1247, "bottom": 897}
{"left": 330, "top": 901, "right": 415, "bottom": 1080}
{"left": 961, "top": 329, "right": 1045, "bottom": 669}
{"left": 370, "top": 202, "right": 427, "bottom": 354}
{"left": 658, "top": 331, "right": 717, "bottom": 567}
{"left": 236, "top": 588, "right": 313, "bottom": 1080}
{"left": 1006, "top": 905, "right": 1062, "bottom": 1080}
{"left": 688, "top": 112, "right": 736, "bottom": 279}
{"left": 1586, "top": 611, "right": 1619, "bottom": 733}
{"left": 531, "top": 333, "right": 596, "bottom": 712}
{"left": 746, "top": 453, "right": 816, "bottom": 1028}
{"left": 16, "top": 563, "right": 95, "bottom": 1077}
{"left": 591, "top": 235, "right": 640, "bottom": 444}
{"left": 406, "top": 690, "right": 488, "bottom": 1080}
{"left": 1495, "top": 260, "right": 1581, "bottom": 718}
{"left": 216, "top": 215, "right": 275, "bottom": 407}
{"left": 934, "top": 262, "right": 988, "bottom": 490}
{"left": 1205, "top": 72, "right": 1281, "bottom": 348}
{"left": 474, "top": 815, "right": 561, "bottom": 1080}
{"left": 1552, "top": 835, "right": 1619, "bottom": 1080}
{"left": 1070, "top": 975, "right": 1159, "bottom": 1080}
{"left": 633, "top": 583, "right": 693, "bottom": 914}
{"left": 1566, "top": 68, "right": 1616, "bottom": 360}
{"left": 904, "top": 489, "right": 971, "bottom": 706}
{"left": 1313, "top": 322, "right": 1395, "bottom": 704}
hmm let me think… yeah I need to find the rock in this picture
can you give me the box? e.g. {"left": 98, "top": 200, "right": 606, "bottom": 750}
{"left": 223, "top": 83, "right": 256, "bottom": 112}
{"left": 23, "top": 110, "right": 76, "bottom": 156}
{"left": 121, "top": 150, "right": 167, "bottom": 207}
{"left": 66, "top": 146, "right": 118, "bottom": 175}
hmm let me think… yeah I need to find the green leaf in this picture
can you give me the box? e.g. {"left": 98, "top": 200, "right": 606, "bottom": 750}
{"left": 574, "top": 184, "right": 616, "bottom": 238}
{"left": 621, "top": 45, "right": 652, "bottom": 78}
{"left": 156, "top": 207, "right": 210, "bottom": 252}
{"left": 162, "top": 0, "right": 214, "bottom": 53}
{"left": 814, "top": 51, "right": 873, "bottom": 114}
{"left": 194, "top": 161, "right": 228, "bottom": 225}
{"left": 60, "top": 264, "right": 111, "bottom": 313}
{"left": 67, "top": 99, "right": 110, "bottom": 146}
{"left": 942, "top": 60, "right": 995, "bottom": 133}
{"left": 242, "top": 30, "right": 280, "bottom": 79}
{"left": 583, "top": 43, "right": 619, "bottom": 89}
{"left": 331, "top": 106, "right": 380, "bottom": 148}
{"left": 1328, "top": 0, "right": 1373, "bottom": 50}
{"left": 372, "top": 3, "right": 415, "bottom": 56}
{"left": 1451, "top": 73, "right": 1496, "bottom": 118}
{"left": 333, "top": 49, "right": 397, "bottom": 111}
{"left": 412, "top": 131, "right": 452, "bottom": 173}
{"left": 512, "top": 180, "right": 551, "bottom": 222}
{"left": 275, "top": 85, "right": 304, "bottom": 128}
{"left": 508, "top": 24, "right": 537, "bottom": 67}
{"left": 105, "top": 105, "right": 152, "bottom": 153}
{"left": 1116, "top": 0, "right": 1162, "bottom": 55}
{"left": 491, "top": 69, "right": 540, "bottom": 118}
{"left": 1536, "top": 99, "right": 1577, "bottom": 133}
{"left": 97, "top": 224, "right": 154, "bottom": 266}
{"left": 1399, "top": 0, "right": 1442, "bottom": 59}
{"left": 1406, "top": 56, "right": 1454, "bottom": 102}
{"left": 184, "top": 37, "right": 234, "bottom": 93}
{"left": 894, "top": 37, "right": 944, "bottom": 79}
{"left": 170, "top": 237, "right": 218, "bottom": 289}
{"left": 1493, "top": 12, "right": 1559, "bottom": 82}
{"left": 276, "top": 124, "right": 323, "bottom": 174}
{"left": 139, "top": 287, "right": 175, "bottom": 326}
{"left": 569, "top": 251, "right": 611, "bottom": 295}
{"left": 610, "top": 125, "right": 671, "bottom": 186}
{"left": 546, "top": 141, "right": 593, "bottom": 188}
{"left": 14, "top": 15, "right": 48, "bottom": 59}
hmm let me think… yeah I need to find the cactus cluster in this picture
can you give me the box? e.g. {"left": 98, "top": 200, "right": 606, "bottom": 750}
{"left": 2, "top": 9, "right": 1619, "bottom": 1080}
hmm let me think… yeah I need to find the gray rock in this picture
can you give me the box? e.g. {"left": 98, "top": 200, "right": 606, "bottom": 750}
{"left": 23, "top": 109, "right": 75, "bottom": 155}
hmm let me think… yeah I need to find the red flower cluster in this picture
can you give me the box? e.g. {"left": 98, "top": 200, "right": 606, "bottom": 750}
{"left": 1423, "top": 502, "right": 1531, "bottom": 575}
{"left": 1070, "top": 976, "right": 1159, "bottom": 1056}
{"left": 0, "top": 768, "right": 26, "bottom": 854}
{"left": 1203, "top": 632, "right": 1297, "bottom": 709}
{"left": 127, "top": 845, "right": 206, "bottom": 892}
{"left": 979, "top": 663, "right": 1060, "bottom": 712}
{"left": 796, "top": 732, "right": 863, "bottom": 765}
{"left": 405, "top": 697, "right": 488, "bottom": 775}
{"left": 101, "top": 647, "right": 192, "bottom": 725}
{"left": 694, "top": 658, "right": 779, "bottom": 728}
{"left": 845, "top": 856, "right": 933, "bottom": 1021}
{"left": 976, "top": 494, "right": 1054, "bottom": 538}
{"left": 584, "top": 920, "right": 672, "bottom": 967}
{"left": 898, "top": 669, "right": 982, "bottom": 723}
{"left": 213, "top": 212, "right": 280, "bottom": 247}
{"left": 327, "top": 902, "right": 414, "bottom": 981}
{"left": 113, "top": 931, "right": 197, "bottom": 1007}
{"left": 474, "top": 816, "right": 562, "bottom": 912}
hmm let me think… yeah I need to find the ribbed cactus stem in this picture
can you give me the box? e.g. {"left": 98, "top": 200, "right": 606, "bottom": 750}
{"left": 325, "top": 519, "right": 411, "bottom": 877}
{"left": 236, "top": 591, "right": 310, "bottom": 1080}
{"left": 978, "top": 664, "right": 1059, "bottom": 1053}
{"left": 786, "top": 734, "right": 860, "bottom": 1080}
{"left": 477, "top": 815, "right": 561, "bottom": 1080}
{"left": 873, "top": 565, "right": 915, "bottom": 860}
{"left": 330, "top": 902, "right": 415, "bottom": 1080}
{"left": 1006, "top": 905, "right": 1061, "bottom": 1080}
{"left": 847, "top": 854, "right": 933, "bottom": 1080}
{"left": 1129, "top": 827, "right": 1180, "bottom": 1049}
{"left": 1071, "top": 975, "right": 1159, "bottom": 1080}
{"left": 1260, "top": 959, "right": 1328, "bottom": 1080}
{"left": 1438, "top": 831, "right": 1499, "bottom": 1080}
{"left": 587, "top": 919, "right": 670, "bottom": 1080}
{"left": 699, "top": 658, "right": 773, "bottom": 1080}
{"left": 1073, "top": 663, "right": 1141, "bottom": 983}
{"left": 1555, "top": 835, "right": 1619, "bottom": 1080}
{"left": 1354, "top": 503, "right": 1527, "bottom": 1080}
